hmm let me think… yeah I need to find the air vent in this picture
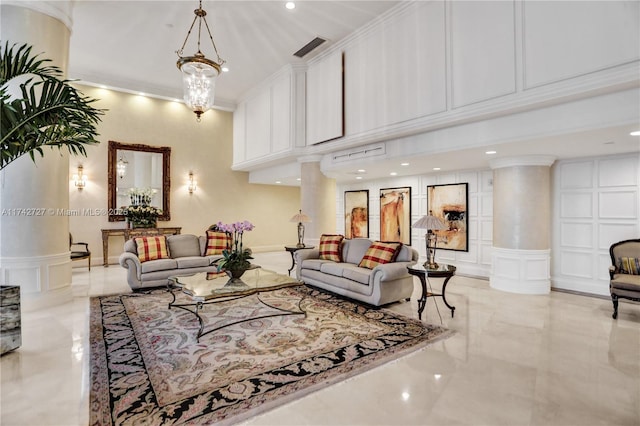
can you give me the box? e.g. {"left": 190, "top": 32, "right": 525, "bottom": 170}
{"left": 293, "top": 37, "right": 327, "bottom": 58}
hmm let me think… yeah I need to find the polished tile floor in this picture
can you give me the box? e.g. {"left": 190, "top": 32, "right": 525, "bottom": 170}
{"left": 1, "top": 251, "right": 639, "bottom": 425}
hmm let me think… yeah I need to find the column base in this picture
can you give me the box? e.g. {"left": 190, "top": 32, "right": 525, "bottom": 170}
{"left": 0, "top": 252, "right": 73, "bottom": 311}
{"left": 490, "top": 247, "right": 550, "bottom": 295}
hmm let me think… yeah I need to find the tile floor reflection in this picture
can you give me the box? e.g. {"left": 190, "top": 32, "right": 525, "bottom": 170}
{"left": 1, "top": 251, "right": 638, "bottom": 425}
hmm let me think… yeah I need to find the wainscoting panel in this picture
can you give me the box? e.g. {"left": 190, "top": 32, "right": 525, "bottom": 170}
{"left": 271, "top": 73, "right": 292, "bottom": 153}
{"left": 552, "top": 154, "right": 640, "bottom": 296}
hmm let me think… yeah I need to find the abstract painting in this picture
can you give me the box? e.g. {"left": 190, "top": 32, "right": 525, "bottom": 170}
{"left": 345, "top": 190, "right": 369, "bottom": 238}
{"left": 379, "top": 187, "right": 411, "bottom": 245}
{"left": 427, "top": 183, "right": 468, "bottom": 252}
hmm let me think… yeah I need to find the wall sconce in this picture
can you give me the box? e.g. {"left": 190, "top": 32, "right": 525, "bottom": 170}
{"left": 188, "top": 172, "right": 197, "bottom": 194}
{"left": 73, "top": 166, "right": 87, "bottom": 190}
{"left": 116, "top": 154, "right": 128, "bottom": 178}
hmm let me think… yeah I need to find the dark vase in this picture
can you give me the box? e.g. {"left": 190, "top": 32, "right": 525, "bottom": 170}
{"left": 226, "top": 267, "right": 248, "bottom": 280}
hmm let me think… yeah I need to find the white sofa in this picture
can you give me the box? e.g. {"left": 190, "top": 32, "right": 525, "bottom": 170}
{"left": 119, "top": 234, "right": 223, "bottom": 290}
{"left": 295, "top": 238, "right": 419, "bottom": 306}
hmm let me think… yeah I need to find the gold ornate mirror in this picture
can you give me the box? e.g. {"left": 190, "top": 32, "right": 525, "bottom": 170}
{"left": 108, "top": 141, "right": 171, "bottom": 222}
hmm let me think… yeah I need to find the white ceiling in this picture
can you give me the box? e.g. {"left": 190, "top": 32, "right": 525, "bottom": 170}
{"left": 69, "top": 0, "right": 398, "bottom": 105}
{"left": 67, "top": 1, "right": 640, "bottom": 184}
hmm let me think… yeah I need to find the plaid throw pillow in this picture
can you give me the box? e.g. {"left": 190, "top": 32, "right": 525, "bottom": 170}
{"left": 619, "top": 257, "right": 640, "bottom": 275}
{"left": 134, "top": 236, "right": 170, "bottom": 262}
{"left": 205, "top": 231, "right": 232, "bottom": 255}
{"left": 319, "top": 234, "right": 344, "bottom": 262}
{"left": 358, "top": 241, "right": 402, "bottom": 269}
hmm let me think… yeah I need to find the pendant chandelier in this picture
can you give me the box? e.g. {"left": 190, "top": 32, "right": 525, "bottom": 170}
{"left": 176, "top": 0, "right": 225, "bottom": 122}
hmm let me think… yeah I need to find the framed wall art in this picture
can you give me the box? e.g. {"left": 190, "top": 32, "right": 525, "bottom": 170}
{"left": 379, "top": 187, "right": 411, "bottom": 245}
{"left": 427, "top": 183, "right": 469, "bottom": 252}
{"left": 344, "top": 190, "right": 369, "bottom": 238}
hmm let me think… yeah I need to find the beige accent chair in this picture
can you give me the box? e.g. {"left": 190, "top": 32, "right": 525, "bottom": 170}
{"left": 609, "top": 239, "right": 640, "bottom": 319}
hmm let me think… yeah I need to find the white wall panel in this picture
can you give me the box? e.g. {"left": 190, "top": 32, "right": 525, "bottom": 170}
{"left": 599, "top": 156, "right": 639, "bottom": 187}
{"left": 344, "top": 1, "right": 446, "bottom": 135}
{"left": 451, "top": 0, "right": 516, "bottom": 107}
{"left": 306, "top": 51, "right": 343, "bottom": 145}
{"left": 523, "top": 1, "right": 640, "bottom": 88}
{"left": 560, "top": 193, "right": 593, "bottom": 218}
{"left": 560, "top": 161, "right": 593, "bottom": 189}
{"left": 481, "top": 220, "right": 493, "bottom": 241}
{"left": 560, "top": 251, "right": 593, "bottom": 278}
{"left": 232, "top": 102, "right": 246, "bottom": 163}
{"left": 598, "top": 223, "right": 639, "bottom": 250}
{"left": 271, "top": 74, "right": 291, "bottom": 153}
{"left": 560, "top": 223, "right": 593, "bottom": 248}
{"left": 599, "top": 191, "right": 637, "bottom": 218}
{"left": 244, "top": 90, "right": 271, "bottom": 160}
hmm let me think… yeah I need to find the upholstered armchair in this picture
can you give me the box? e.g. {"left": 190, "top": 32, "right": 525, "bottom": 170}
{"left": 609, "top": 239, "right": 640, "bottom": 319}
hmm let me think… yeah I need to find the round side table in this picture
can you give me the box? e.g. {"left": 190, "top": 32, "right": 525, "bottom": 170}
{"left": 407, "top": 263, "right": 456, "bottom": 319}
{"left": 285, "top": 245, "right": 315, "bottom": 276}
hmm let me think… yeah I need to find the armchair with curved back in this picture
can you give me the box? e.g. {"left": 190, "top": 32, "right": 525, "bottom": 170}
{"left": 609, "top": 239, "right": 640, "bottom": 319}
{"left": 70, "top": 233, "right": 91, "bottom": 270}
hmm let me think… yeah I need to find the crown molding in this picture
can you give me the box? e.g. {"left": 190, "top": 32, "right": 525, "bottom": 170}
{"left": 2, "top": 0, "right": 73, "bottom": 31}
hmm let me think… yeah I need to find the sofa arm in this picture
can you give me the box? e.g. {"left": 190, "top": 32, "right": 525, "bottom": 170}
{"left": 119, "top": 252, "right": 142, "bottom": 282}
{"left": 371, "top": 261, "right": 414, "bottom": 282}
{"left": 295, "top": 248, "right": 319, "bottom": 263}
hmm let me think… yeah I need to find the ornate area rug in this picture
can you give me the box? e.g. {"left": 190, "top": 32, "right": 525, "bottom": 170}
{"left": 90, "top": 286, "right": 452, "bottom": 425}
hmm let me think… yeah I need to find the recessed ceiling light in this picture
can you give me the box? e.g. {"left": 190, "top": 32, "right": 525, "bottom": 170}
{"left": 285, "top": 2, "right": 295, "bottom": 9}
{"left": 630, "top": 131, "right": 640, "bottom": 136}
{"left": 433, "top": 167, "right": 441, "bottom": 171}
{"left": 390, "top": 172, "right": 397, "bottom": 176}
{"left": 357, "top": 169, "right": 366, "bottom": 173}
{"left": 356, "top": 176, "right": 363, "bottom": 180}
{"left": 401, "top": 392, "right": 410, "bottom": 401}
{"left": 296, "top": 177, "right": 301, "bottom": 181}
{"left": 275, "top": 181, "right": 281, "bottom": 184}
{"left": 138, "top": 92, "right": 146, "bottom": 96}
{"left": 401, "top": 162, "right": 409, "bottom": 166}
{"left": 485, "top": 150, "right": 497, "bottom": 155}
{"left": 221, "top": 66, "right": 229, "bottom": 73}
{"left": 99, "top": 84, "right": 108, "bottom": 89}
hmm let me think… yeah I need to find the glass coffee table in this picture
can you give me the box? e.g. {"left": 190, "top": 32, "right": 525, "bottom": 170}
{"left": 168, "top": 267, "right": 305, "bottom": 342}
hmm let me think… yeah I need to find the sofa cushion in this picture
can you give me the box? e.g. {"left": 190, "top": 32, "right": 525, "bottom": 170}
{"left": 320, "top": 262, "right": 347, "bottom": 277}
{"left": 619, "top": 257, "right": 640, "bottom": 275}
{"left": 134, "top": 236, "right": 170, "bottom": 262}
{"left": 341, "top": 265, "right": 371, "bottom": 285}
{"left": 358, "top": 241, "right": 402, "bottom": 269}
{"left": 301, "top": 259, "right": 333, "bottom": 271}
{"left": 343, "top": 238, "right": 375, "bottom": 265}
{"left": 167, "top": 234, "right": 201, "bottom": 258}
{"left": 176, "top": 256, "right": 211, "bottom": 269}
{"left": 205, "top": 230, "right": 232, "bottom": 255}
{"left": 319, "top": 234, "right": 344, "bottom": 262}
{"left": 141, "top": 258, "right": 178, "bottom": 273}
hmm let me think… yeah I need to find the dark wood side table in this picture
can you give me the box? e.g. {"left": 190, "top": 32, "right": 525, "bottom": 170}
{"left": 285, "top": 245, "right": 315, "bottom": 276}
{"left": 101, "top": 227, "right": 182, "bottom": 266}
{"left": 407, "top": 263, "right": 456, "bottom": 320}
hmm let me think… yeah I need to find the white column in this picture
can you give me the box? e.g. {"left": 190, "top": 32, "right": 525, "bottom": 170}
{"left": 0, "top": 2, "right": 74, "bottom": 310}
{"left": 489, "top": 156, "right": 555, "bottom": 294}
{"left": 299, "top": 156, "right": 336, "bottom": 242}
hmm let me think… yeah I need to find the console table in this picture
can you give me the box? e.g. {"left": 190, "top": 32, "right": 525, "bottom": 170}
{"left": 101, "top": 227, "right": 182, "bottom": 266}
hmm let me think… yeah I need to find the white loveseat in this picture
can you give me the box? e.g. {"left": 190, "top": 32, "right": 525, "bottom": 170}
{"left": 119, "top": 234, "right": 223, "bottom": 290}
{"left": 295, "top": 238, "right": 419, "bottom": 306}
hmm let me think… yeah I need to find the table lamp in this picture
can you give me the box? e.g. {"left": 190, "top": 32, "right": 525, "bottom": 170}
{"left": 412, "top": 211, "right": 446, "bottom": 269}
{"left": 290, "top": 210, "right": 312, "bottom": 248}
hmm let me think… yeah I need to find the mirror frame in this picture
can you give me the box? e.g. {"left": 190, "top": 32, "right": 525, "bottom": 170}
{"left": 108, "top": 140, "right": 171, "bottom": 222}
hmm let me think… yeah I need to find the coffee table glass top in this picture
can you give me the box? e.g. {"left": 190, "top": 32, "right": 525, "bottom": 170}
{"left": 169, "top": 267, "right": 302, "bottom": 301}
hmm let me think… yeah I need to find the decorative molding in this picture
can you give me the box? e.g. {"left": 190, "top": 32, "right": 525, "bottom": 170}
{"left": 2, "top": 0, "right": 74, "bottom": 30}
{"left": 489, "top": 155, "right": 556, "bottom": 169}
{"left": 490, "top": 247, "right": 550, "bottom": 294}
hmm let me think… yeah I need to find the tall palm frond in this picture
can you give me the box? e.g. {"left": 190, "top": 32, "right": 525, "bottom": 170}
{"left": 0, "top": 41, "right": 105, "bottom": 170}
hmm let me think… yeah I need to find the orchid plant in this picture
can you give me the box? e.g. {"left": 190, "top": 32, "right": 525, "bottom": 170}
{"left": 215, "top": 220, "right": 255, "bottom": 272}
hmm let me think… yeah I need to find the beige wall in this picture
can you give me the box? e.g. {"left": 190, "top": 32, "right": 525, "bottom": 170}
{"left": 69, "top": 85, "right": 300, "bottom": 265}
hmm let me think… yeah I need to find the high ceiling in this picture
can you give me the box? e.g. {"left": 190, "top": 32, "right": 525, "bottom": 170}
{"left": 67, "top": 1, "right": 639, "bottom": 184}
{"left": 69, "top": 0, "right": 398, "bottom": 106}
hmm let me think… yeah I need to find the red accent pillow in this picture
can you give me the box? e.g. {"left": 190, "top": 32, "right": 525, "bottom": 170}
{"left": 205, "top": 230, "right": 232, "bottom": 255}
{"left": 134, "top": 236, "right": 170, "bottom": 262}
{"left": 319, "top": 234, "right": 344, "bottom": 262}
{"left": 358, "top": 241, "right": 402, "bottom": 269}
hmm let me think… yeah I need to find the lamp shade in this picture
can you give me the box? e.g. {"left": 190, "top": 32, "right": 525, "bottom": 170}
{"left": 290, "top": 210, "right": 312, "bottom": 223}
{"left": 413, "top": 214, "right": 446, "bottom": 230}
